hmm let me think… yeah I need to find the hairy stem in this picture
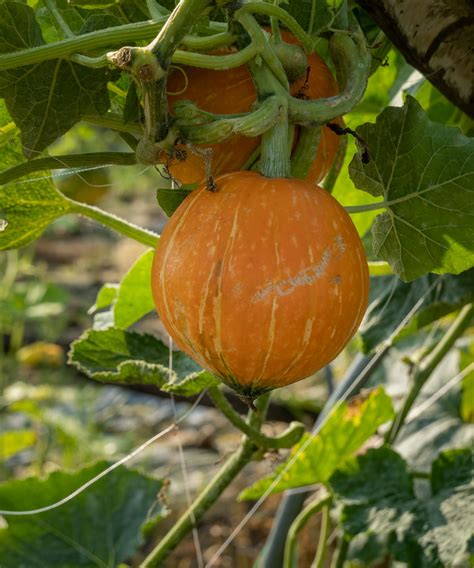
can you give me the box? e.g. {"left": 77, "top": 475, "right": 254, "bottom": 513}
{"left": 140, "top": 400, "right": 270, "bottom": 567}
{"left": 70, "top": 201, "right": 159, "bottom": 248}
{"left": 0, "top": 18, "right": 229, "bottom": 71}
{"left": 208, "top": 386, "right": 305, "bottom": 449}
{"left": 386, "top": 303, "right": 474, "bottom": 444}
{"left": 243, "top": 57, "right": 291, "bottom": 177}
{"left": 283, "top": 493, "right": 332, "bottom": 568}
{"left": 147, "top": 0, "right": 213, "bottom": 59}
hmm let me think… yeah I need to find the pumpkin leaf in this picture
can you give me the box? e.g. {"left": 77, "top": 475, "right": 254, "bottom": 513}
{"left": 156, "top": 186, "right": 194, "bottom": 217}
{"left": 360, "top": 269, "right": 474, "bottom": 352}
{"left": 349, "top": 96, "right": 474, "bottom": 281}
{"left": 329, "top": 447, "right": 474, "bottom": 567}
{"left": 0, "top": 430, "right": 36, "bottom": 462}
{"left": 0, "top": 462, "right": 167, "bottom": 567}
{"left": 0, "top": 2, "right": 110, "bottom": 157}
{"left": 0, "top": 137, "right": 74, "bottom": 251}
{"left": 68, "top": 327, "right": 219, "bottom": 395}
{"left": 332, "top": 50, "right": 412, "bottom": 237}
{"left": 239, "top": 387, "right": 394, "bottom": 500}
{"left": 113, "top": 250, "right": 156, "bottom": 329}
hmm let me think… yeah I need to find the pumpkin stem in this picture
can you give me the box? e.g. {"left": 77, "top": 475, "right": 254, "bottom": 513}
{"left": 241, "top": 394, "right": 258, "bottom": 412}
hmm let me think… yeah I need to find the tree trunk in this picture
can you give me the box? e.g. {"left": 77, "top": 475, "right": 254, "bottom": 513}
{"left": 357, "top": 0, "right": 474, "bottom": 118}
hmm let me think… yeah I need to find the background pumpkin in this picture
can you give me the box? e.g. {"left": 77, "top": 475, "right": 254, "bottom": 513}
{"left": 167, "top": 31, "right": 340, "bottom": 186}
{"left": 151, "top": 172, "right": 369, "bottom": 397}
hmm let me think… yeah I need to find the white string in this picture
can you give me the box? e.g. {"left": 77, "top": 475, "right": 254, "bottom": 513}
{"left": 6, "top": 163, "right": 153, "bottom": 188}
{"left": 168, "top": 335, "right": 204, "bottom": 568}
{"left": 205, "top": 280, "right": 439, "bottom": 567}
{"left": 406, "top": 362, "right": 473, "bottom": 423}
{"left": 0, "top": 391, "right": 206, "bottom": 516}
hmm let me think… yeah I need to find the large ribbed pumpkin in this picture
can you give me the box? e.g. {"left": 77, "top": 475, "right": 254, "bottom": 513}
{"left": 167, "top": 31, "right": 340, "bottom": 186}
{"left": 151, "top": 172, "right": 369, "bottom": 398}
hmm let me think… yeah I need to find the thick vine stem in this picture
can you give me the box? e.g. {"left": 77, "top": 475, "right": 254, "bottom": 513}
{"left": 146, "top": 0, "right": 214, "bottom": 61}
{"left": 235, "top": 11, "right": 289, "bottom": 91}
{"left": 243, "top": 57, "right": 291, "bottom": 178}
{"left": 0, "top": 19, "right": 168, "bottom": 71}
{"left": 290, "top": 127, "right": 321, "bottom": 179}
{"left": 110, "top": 0, "right": 223, "bottom": 153}
{"left": 172, "top": 41, "right": 258, "bottom": 69}
{"left": 259, "top": 102, "right": 291, "bottom": 177}
{"left": 288, "top": 29, "right": 371, "bottom": 125}
{"left": 238, "top": 1, "right": 313, "bottom": 53}
{"left": 0, "top": 152, "right": 136, "bottom": 186}
{"left": 140, "top": 400, "right": 270, "bottom": 567}
{"left": 0, "top": 17, "right": 231, "bottom": 71}
{"left": 208, "top": 386, "right": 305, "bottom": 449}
{"left": 283, "top": 492, "right": 332, "bottom": 568}
{"left": 386, "top": 303, "right": 474, "bottom": 444}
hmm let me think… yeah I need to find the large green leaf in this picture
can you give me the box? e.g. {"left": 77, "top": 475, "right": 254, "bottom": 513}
{"left": 0, "top": 462, "right": 167, "bottom": 567}
{"left": 239, "top": 387, "right": 394, "bottom": 500}
{"left": 69, "top": 327, "right": 219, "bottom": 395}
{"left": 0, "top": 179, "right": 73, "bottom": 250}
{"left": 0, "top": 2, "right": 110, "bottom": 157}
{"left": 349, "top": 96, "right": 474, "bottom": 281}
{"left": 333, "top": 50, "right": 412, "bottom": 237}
{"left": 0, "top": 104, "right": 74, "bottom": 250}
{"left": 360, "top": 269, "right": 474, "bottom": 352}
{"left": 329, "top": 447, "right": 474, "bottom": 567}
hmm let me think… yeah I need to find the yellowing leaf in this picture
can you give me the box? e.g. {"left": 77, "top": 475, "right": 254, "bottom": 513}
{"left": 239, "top": 387, "right": 394, "bottom": 500}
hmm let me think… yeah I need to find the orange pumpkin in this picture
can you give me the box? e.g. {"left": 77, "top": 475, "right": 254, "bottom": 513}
{"left": 151, "top": 172, "right": 369, "bottom": 398}
{"left": 167, "top": 31, "right": 340, "bottom": 186}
